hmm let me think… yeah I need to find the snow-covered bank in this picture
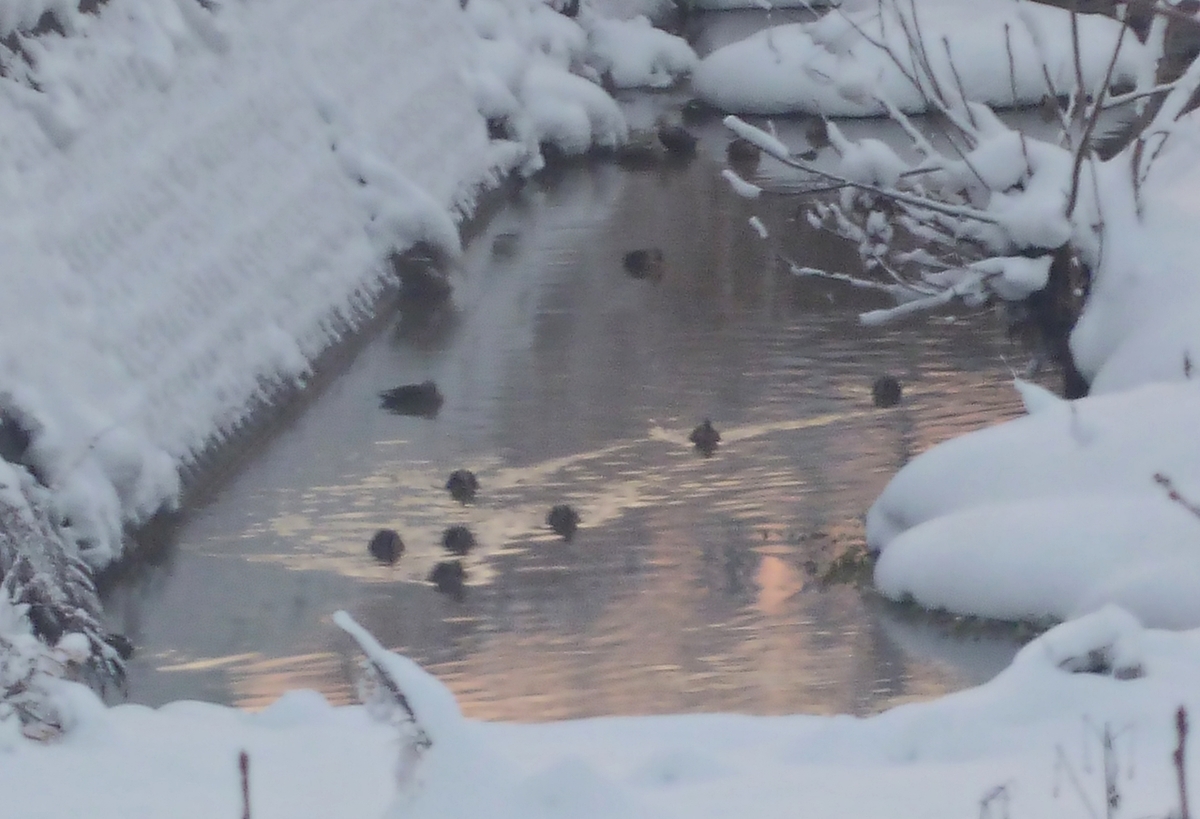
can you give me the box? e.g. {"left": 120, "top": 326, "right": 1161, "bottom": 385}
{"left": 0, "top": 0, "right": 695, "bottom": 572}
{"left": 0, "top": 0, "right": 498, "bottom": 569}
{"left": 865, "top": 81, "right": 1200, "bottom": 626}
{"left": 689, "top": 0, "right": 1200, "bottom": 631}
{"left": 1, "top": 607, "right": 1195, "bottom": 818}
{"left": 693, "top": 0, "right": 1159, "bottom": 115}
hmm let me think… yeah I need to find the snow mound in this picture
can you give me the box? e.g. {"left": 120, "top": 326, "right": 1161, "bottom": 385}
{"left": 584, "top": 15, "right": 696, "bottom": 90}
{"left": 465, "top": 0, "right": 695, "bottom": 172}
{"left": 693, "top": 0, "right": 1158, "bottom": 115}
{"left": 868, "top": 381, "right": 1200, "bottom": 626}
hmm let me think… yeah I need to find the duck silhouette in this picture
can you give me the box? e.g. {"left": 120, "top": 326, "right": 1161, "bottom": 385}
{"left": 689, "top": 419, "right": 720, "bottom": 456}
{"left": 368, "top": 528, "right": 404, "bottom": 564}
{"left": 442, "top": 525, "right": 476, "bottom": 556}
{"left": 872, "top": 375, "right": 902, "bottom": 408}
{"left": 657, "top": 122, "right": 698, "bottom": 159}
{"left": 623, "top": 249, "right": 665, "bottom": 281}
{"left": 547, "top": 504, "right": 580, "bottom": 541}
{"left": 446, "top": 469, "right": 479, "bottom": 504}
{"left": 379, "top": 380, "right": 443, "bottom": 417}
{"left": 726, "top": 138, "right": 761, "bottom": 172}
{"left": 429, "top": 560, "right": 466, "bottom": 600}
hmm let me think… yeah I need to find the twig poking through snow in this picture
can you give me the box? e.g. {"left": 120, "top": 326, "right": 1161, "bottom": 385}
{"left": 979, "top": 783, "right": 1011, "bottom": 819}
{"left": 1054, "top": 743, "right": 1102, "bottom": 819}
{"left": 1154, "top": 473, "right": 1200, "bottom": 521}
{"left": 1176, "top": 707, "right": 1191, "bottom": 819}
{"left": 240, "top": 751, "right": 251, "bottom": 819}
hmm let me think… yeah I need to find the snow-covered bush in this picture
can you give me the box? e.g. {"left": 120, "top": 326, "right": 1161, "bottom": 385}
{"left": 584, "top": 14, "right": 697, "bottom": 89}
{"left": 770, "top": 2, "right": 1200, "bottom": 627}
{"left": 0, "top": 459, "right": 126, "bottom": 739}
{"left": 0, "top": 593, "right": 91, "bottom": 742}
{"left": 720, "top": 0, "right": 1200, "bottom": 393}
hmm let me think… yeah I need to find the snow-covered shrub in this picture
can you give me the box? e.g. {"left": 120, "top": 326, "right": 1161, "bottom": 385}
{"left": 0, "top": 593, "right": 90, "bottom": 741}
{"left": 0, "top": 459, "right": 125, "bottom": 739}
{"left": 721, "top": 0, "right": 1200, "bottom": 393}
{"left": 583, "top": 14, "right": 696, "bottom": 89}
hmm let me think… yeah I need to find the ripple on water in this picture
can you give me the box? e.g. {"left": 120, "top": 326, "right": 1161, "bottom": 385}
{"left": 104, "top": 108, "right": 1042, "bottom": 718}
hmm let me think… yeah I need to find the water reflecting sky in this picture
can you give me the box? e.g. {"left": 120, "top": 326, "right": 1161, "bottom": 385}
{"left": 101, "top": 144, "right": 1043, "bottom": 718}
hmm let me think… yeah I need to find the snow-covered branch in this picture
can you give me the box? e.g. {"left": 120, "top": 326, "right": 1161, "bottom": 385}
{"left": 718, "top": 0, "right": 1186, "bottom": 352}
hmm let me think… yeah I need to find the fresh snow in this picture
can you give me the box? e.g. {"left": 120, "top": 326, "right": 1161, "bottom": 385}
{"left": 5, "top": 0, "right": 1200, "bottom": 815}
{"left": 867, "top": 103, "right": 1200, "bottom": 627}
{"left": 0, "top": 0, "right": 693, "bottom": 568}
{"left": 586, "top": 14, "right": 698, "bottom": 89}
{"left": 693, "top": 0, "right": 1160, "bottom": 115}
{"left": 2, "top": 607, "right": 1199, "bottom": 818}
{"left": 688, "top": 0, "right": 825, "bottom": 8}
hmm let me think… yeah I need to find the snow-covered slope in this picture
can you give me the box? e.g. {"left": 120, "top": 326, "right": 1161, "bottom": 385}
{"left": 0, "top": 0, "right": 500, "bottom": 567}
{"left": 0, "top": 0, "right": 695, "bottom": 569}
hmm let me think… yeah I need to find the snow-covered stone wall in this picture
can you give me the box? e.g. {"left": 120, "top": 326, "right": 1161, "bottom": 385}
{"left": 0, "top": 0, "right": 503, "bottom": 566}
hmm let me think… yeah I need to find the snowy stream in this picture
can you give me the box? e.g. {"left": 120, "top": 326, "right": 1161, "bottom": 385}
{"left": 98, "top": 10, "right": 1049, "bottom": 718}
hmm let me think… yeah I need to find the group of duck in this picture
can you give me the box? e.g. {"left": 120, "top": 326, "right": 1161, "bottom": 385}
{"left": 373, "top": 369, "right": 903, "bottom": 600}
{"left": 613, "top": 115, "right": 764, "bottom": 174}
{"left": 371, "top": 378, "right": 733, "bottom": 599}
{"left": 365, "top": 462, "right": 582, "bottom": 600}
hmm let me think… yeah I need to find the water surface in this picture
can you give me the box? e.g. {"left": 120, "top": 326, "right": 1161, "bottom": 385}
{"left": 98, "top": 6, "right": 1082, "bottom": 719}
{"left": 102, "top": 144, "right": 1040, "bottom": 718}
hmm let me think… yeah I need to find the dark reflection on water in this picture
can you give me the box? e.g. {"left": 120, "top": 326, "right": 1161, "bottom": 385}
{"left": 102, "top": 147, "right": 1039, "bottom": 718}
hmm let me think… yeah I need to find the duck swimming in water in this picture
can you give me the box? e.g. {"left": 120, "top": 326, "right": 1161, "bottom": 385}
{"left": 872, "top": 375, "right": 902, "bottom": 408}
{"left": 442, "top": 525, "right": 476, "bottom": 556}
{"left": 429, "top": 560, "right": 466, "bottom": 600}
{"left": 379, "top": 380, "right": 443, "bottom": 417}
{"left": 446, "top": 469, "right": 479, "bottom": 504}
{"left": 547, "top": 504, "right": 580, "bottom": 541}
{"left": 368, "top": 528, "right": 404, "bottom": 564}
{"left": 689, "top": 419, "right": 720, "bottom": 456}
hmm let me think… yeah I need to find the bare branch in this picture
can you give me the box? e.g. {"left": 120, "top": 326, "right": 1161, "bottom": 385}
{"left": 1154, "top": 472, "right": 1200, "bottom": 520}
{"left": 1067, "top": 2, "right": 1087, "bottom": 128}
{"left": 1177, "top": 707, "right": 1191, "bottom": 819}
{"left": 1102, "top": 78, "right": 1182, "bottom": 110}
{"left": 943, "top": 36, "right": 978, "bottom": 130}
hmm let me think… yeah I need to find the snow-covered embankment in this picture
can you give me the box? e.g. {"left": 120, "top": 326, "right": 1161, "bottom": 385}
{"left": 0, "top": 0, "right": 496, "bottom": 569}
{"left": 0, "top": 0, "right": 694, "bottom": 571}
{"left": 867, "top": 113, "right": 1200, "bottom": 628}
